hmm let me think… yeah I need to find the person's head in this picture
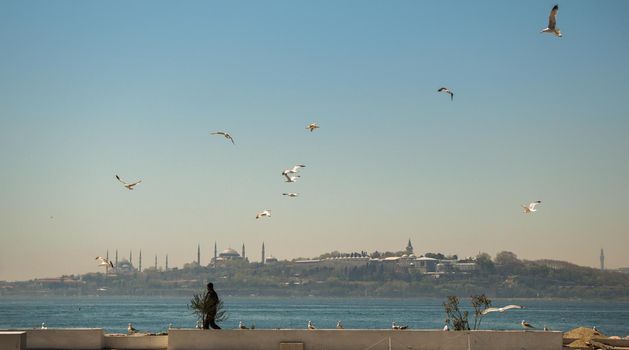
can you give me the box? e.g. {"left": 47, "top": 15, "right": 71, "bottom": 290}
{"left": 207, "top": 282, "right": 214, "bottom": 290}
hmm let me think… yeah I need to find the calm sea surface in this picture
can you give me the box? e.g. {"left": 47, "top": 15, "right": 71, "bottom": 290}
{"left": 1, "top": 296, "right": 628, "bottom": 336}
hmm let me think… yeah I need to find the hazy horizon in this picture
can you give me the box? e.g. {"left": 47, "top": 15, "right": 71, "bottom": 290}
{"left": 2, "top": 0, "right": 628, "bottom": 281}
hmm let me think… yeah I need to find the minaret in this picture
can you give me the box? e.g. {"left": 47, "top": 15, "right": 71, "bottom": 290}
{"left": 165, "top": 254, "right": 169, "bottom": 271}
{"left": 214, "top": 241, "right": 217, "bottom": 267}
{"left": 106, "top": 250, "right": 110, "bottom": 274}
{"left": 154, "top": 254, "right": 158, "bottom": 270}
{"left": 115, "top": 249, "right": 119, "bottom": 267}
{"left": 261, "top": 242, "right": 265, "bottom": 264}
{"left": 406, "top": 238, "right": 413, "bottom": 254}
{"left": 129, "top": 250, "right": 133, "bottom": 267}
{"left": 139, "top": 250, "right": 142, "bottom": 272}
{"left": 600, "top": 249, "right": 605, "bottom": 271}
{"left": 242, "top": 243, "right": 246, "bottom": 260}
{"left": 197, "top": 244, "right": 201, "bottom": 265}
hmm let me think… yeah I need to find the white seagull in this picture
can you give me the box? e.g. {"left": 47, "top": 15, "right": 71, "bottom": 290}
{"left": 210, "top": 131, "right": 235, "bottom": 144}
{"left": 438, "top": 87, "right": 454, "bottom": 101}
{"left": 116, "top": 175, "right": 142, "bottom": 190}
{"left": 95, "top": 256, "right": 114, "bottom": 268}
{"left": 443, "top": 324, "right": 449, "bottom": 331}
{"left": 128, "top": 323, "right": 138, "bottom": 334}
{"left": 481, "top": 304, "right": 524, "bottom": 315}
{"left": 307, "top": 320, "right": 316, "bottom": 330}
{"left": 522, "top": 200, "right": 542, "bottom": 214}
{"left": 521, "top": 320, "right": 535, "bottom": 330}
{"left": 306, "top": 123, "right": 320, "bottom": 132}
{"left": 41, "top": 322, "right": 48, "bottom": 329}
{"left": 392, "top": 321, "right": 408, "bottom": 330}
{"left": 256, "top": 210, "right": 271, "bottom": 219}
{"left": 283, "top": 173, "right": 300, "bottom": 183}
{"left": 282, "top": 164, "right": 306, "bottom": 175}
{"left": 239, "top": 321, "right": 249, "bottom": 330}
{"left": 336, "top": 320, "right": 344, "bottom": 329}
{"left": 541, "top": 5, "right": 562, "bottom": 37}
{"left": 282, "top": 193, "right": 299, "bottom": 197}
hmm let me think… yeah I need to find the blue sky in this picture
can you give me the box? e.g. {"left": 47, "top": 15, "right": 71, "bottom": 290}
{"left": 1, "top": 0, "right": 628, "bottom": 280}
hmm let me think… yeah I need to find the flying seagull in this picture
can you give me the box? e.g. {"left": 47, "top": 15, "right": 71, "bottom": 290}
{"left": 283, "top": 173, "right": 300, "bottom": 183}
{"left": 521, "top": 320, "right": 535, "bottom": 330}
{"left": 481, "top": 305, "right": 524, "bottom": 315}
{"left": 283, "top": 193, "right": 299, "bottom": 197}
{"left": 308, "top": 320, "right": 316, "bottom": 330}
{"left": 116, "top": 175, "right": 142, "bottom": 190}
{"left": 239, "top": 321, "right": 249, "bottom": 330}
{"left": 392, "top": 321, "right": 408, "bottom": 330}
{"left": 541, "top": 5, "right": 562, "bottom": 37}
{"left": 306, "top": 123, "right": 320, "bottom": 132}
{"left": 256, "top": 210, "right": 271, "bottom": 219}
{"left": 438, "top": 87, "right": 454, "bottom": 101}
{"left": 95, "top": 256, "right": 114, "bottom": 268}
{"left": 128, "top": 323, "right": 138, "bottom": 334}
{"left": 282, "top": 164, "right": 306, "bottom": 175}
{"left": 522, "top": 201, "right": 542, "bottom": 214}
{"left": 210, "top": 131, "right": 235, "bottom": 144}
{"left": 336, "top": 320, "right": 344, "bottom": 329}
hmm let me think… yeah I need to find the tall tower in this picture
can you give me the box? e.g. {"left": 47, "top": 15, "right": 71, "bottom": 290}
{"left": 154, "top": 254, "right": 158, "bottom": 269}
{"left": 197, "top": 244, "right": 201, "bottom": 265}
{"left": 115, "top": 249, "right": 119, "bottom": 267}
{"left": 261, "top": 242, "right": 265, "bottom": 264}
{"left": 139, "top": 250, "right": 142, "bottom": 272}
{"left": 242, "top": 243, "right": 246, "bottom": 260}
{"left": 600, "top": 249, "right": 605, "bottom": 271}
{"left": 406, "top": 239, "right": 413, "bottom": 254}
{"left": 106, "top": 250, "right": 110, "bottom": 274}
{"left": 129, "top": 250, "right": 133, "bottom": 267}
{"left": 165, "top": 254, "right": 169, "bottom": 271}
{"left": 214, "top": 242, "right": 217, "bottom": 267}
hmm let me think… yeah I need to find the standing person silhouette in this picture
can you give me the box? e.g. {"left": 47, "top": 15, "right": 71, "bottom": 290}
{"left": 203, "top": 282, "right": 222, "bottom": 329}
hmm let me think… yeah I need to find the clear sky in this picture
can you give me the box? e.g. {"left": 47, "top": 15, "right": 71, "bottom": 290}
{"left": 1, "top": 1, "right": 628, "bottom": 281}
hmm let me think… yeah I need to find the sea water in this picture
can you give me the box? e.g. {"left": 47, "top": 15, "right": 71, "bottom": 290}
{"left": 0, "top": 296, "right": 628, "bottom": 336}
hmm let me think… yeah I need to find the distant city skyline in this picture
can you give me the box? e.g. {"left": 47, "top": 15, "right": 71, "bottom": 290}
{"left": 1, "top": 1, "right": 628, "bottom": 281}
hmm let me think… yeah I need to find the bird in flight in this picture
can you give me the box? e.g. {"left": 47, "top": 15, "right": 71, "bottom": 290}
{"left": 256, "top": 210, "right": 271, "bottom": 219}
{"left": 116, "top": 175, "right": 142, "bottom": 190}
{"left": 521, "top": 320, "right": 535, "bottom": 330}
{"left": 282, "top": 164, "right": 306, "bottom": 176}
{"left": 307, "top": 320, "right": 316, "bottom": 330}
{"left": 438, "top": 87, "right": 454, "bottom": 101}
{"left": 481, "top": 305, "right": 524, "bottom": 315}
{"left": 95, "top": 256, "right": 114, "bottom": 268}
{"left": 522, "top": 201, "right": 542, "bottom": 214}
{"left": 210, "top": 131, "right": 235, "bottom": 144}
{"left": 283, "top": 173, "right": 300, "bottom": 183}
{"left": 306, "top": 123, "right": 320, "bottom": 132}
{"left": 283, "top": 193, "right": 299, "bottom": 197}
{"left": 541, "top": 5, "right": 562, "bottom": 37}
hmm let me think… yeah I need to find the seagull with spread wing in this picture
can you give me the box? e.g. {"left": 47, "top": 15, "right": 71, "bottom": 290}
{"left": 438, "top": 87, "right": 454, "bottom": 101}
{"left": 306, "top": 123, "right": 320, "bottom": 132}
{"left": 283, "top": 173, "right": 300, "bottom": 183}
{"left": 481, "top": 305, "right": 524, "bottom": 315}
{"left": 283, "top": 193, "right": 299, "bottom": 197}
{"left": 210, "top": 131, "right": 235, "bottom": 144}
{"left": 522, "top": 201, "right": 542, "bottom": 214}
{"left": 256, "top": 210, "right": 271, "bottom": 219}
{"left": 116, "top": 175, "right": 142, "bottom": 190}
{"left": 541, "top": 5, "right": 562, "bottom": 37}
{"left": 282, "top": 164, "right": 306, "bottom": 176}
{"left": 95, "top": 256, "right": 114, "bottom": 268}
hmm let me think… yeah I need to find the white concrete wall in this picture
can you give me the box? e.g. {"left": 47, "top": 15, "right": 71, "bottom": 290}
{"left": 25, "top": 329, "right": 104, "bottom": 350}
{"left": 0, "top": 331, "right": 27, "bottom": 350}
{"left": 168, "top": 329, "right": 563, "bottom": 350}
{"left": 104, "top": 334, "right": 168, "bottom": 349}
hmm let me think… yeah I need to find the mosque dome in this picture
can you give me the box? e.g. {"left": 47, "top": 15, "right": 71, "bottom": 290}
{"left": 220, "top": 248, "right": 240, "bottom": 257}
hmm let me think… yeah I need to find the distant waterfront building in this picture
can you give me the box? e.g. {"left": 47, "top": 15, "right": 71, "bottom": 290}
{"left": 406, "top": 239, "right": 414, "bottom": 255}
{"left": 600, "top": 249, "right": 605, "bottom": 271}
{"left": 265, "top": 256, "right": 278, "bottom": 264}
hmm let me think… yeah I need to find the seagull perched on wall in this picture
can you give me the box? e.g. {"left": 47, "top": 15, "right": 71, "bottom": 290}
{"left": 392, "top": 322, "right": 408, "bottom": 330}
{"left": 95, "top": 256, "right": 114, "bottom": 268}
{"left": 522, "top": 201, "right": 542, "bottom": 214}
{"left": 308, "top": 321, "right": 316, "bottom": 330}
{"left": 541, "top": 5, "right": 562, "bottom": 37}
{"left": 438, "top": 87, "right": 454, "bottom": 101}
{"left": 306, "top": 123, "right": 320, "bottom": 132}
{"left": 282, "top": 164, "right": 306, "bottom": 176}
{"left": 41, "top": 322, "right": 48, "bottom": 329}
{"left": 336, "top": 321, "right": 344, "bottom": 329}
{"left": 128, "top": 323, "right": 138, "bottom": 334}
{"left": 283, "top": 173, "right": 300, "bottom": 183}
{"left": 443, "top": 324, "right": 449, "bottom": 331}
{"left": 239, "top": 321, "right": 249, "bottom": 329}
{"left": 481, "top": 304, "right": 524, "bottom": 315}
{"left": 283, "top": 193, "right": 299, "bottom": 197}
{"left": 210, "top": 131, "right": 235, "bottom": 144}
{"left": 256, "top": 210, "right": 271, "bottom": 219}
{"left": 116, "top": 175, "right": 142, "bottom": 190}
{"left": 521, "top": 320, "right": 535, "bottom": 330}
